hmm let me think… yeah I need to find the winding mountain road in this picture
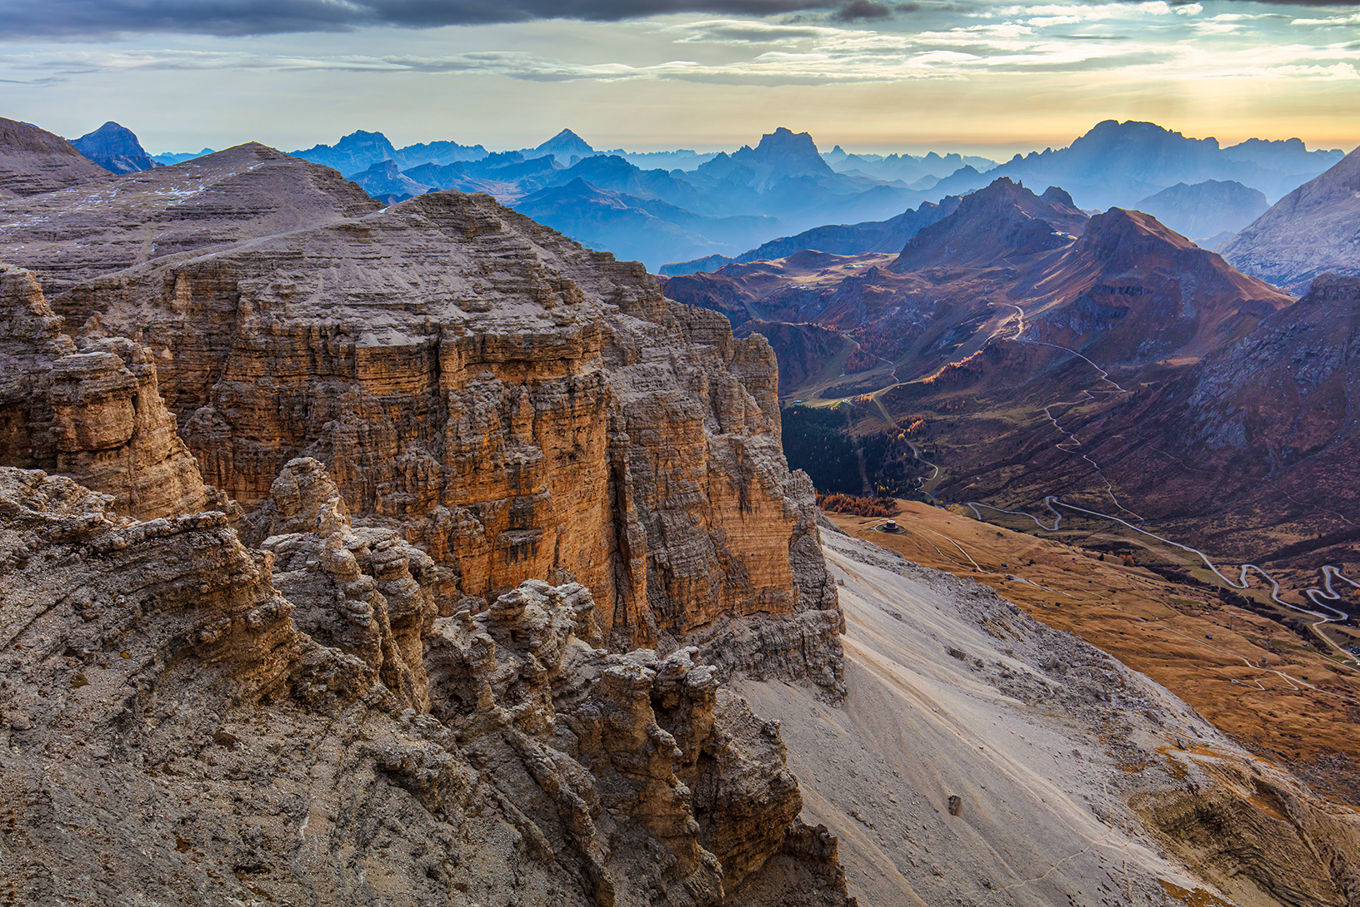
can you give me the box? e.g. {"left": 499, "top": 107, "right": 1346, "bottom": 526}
{"left": 966, "top": 493, "right": 1359, "bottom": 668}
{"left": 962, "top": 303, "right": 1358, "bottom": 666}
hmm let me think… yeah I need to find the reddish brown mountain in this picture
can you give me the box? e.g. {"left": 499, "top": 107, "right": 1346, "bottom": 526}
{"left": 892, "top": 179, "right": 1086, "bottom": 270}
{"left": 662, "top": 177, "right": 1357, "bottom": 580}
{"left": 666, "top": 179, "right": 1288, "bottom": 396}
{"left": 1012, "top": 274, "right": 1360, "bottom": 562}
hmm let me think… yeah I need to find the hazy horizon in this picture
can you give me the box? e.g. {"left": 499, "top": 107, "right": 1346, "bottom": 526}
{"left": 3, "top": 1, "right": 1358, "bottom": 158}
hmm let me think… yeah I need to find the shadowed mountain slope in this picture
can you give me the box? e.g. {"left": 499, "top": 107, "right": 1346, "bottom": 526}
{"left": 1132, "top": 179, "right": 1268, "bottom": 241}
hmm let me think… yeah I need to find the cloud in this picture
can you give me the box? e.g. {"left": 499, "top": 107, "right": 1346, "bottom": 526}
{"left": 14, "top": 18, "right": 1352, "bottom": 88}
{"left": 0, "top": 0, "right": 842, "bottom": 38}
{"left": 8, "top": 0, "right": 1360, "bottom": 40}
{"left": 672, "top": 18, "right": 840, "bottom": 41}
{"left": 1292, "top": 10, "right": 1360, "bottom": 24}
{"left": 834, "top": 0, "right": 894, "bottom": 20}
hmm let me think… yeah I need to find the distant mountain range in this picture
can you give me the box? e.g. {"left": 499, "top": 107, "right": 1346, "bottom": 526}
{"left": 513, "top": 178, "right": 778, "bottom": 267}
{"left": 291, "top": 129, "right": 489, "bottom": 176}
{"left": 153, "top": 148, "right": 214, "bottom": 166}
{"left": 821, "top": 146, "right": 997, "bottom": 187}
{"left": 275, "top": 120, "right": 1346, "bottom": 271}
{"left": 659, "top": 197, "right": 961, "bottom": 276}
{"left": 46, "top": 118, "right": 1351, "bottom": 277}
{"left": 982, "top": 120, "right": 1342, "bottom": 209}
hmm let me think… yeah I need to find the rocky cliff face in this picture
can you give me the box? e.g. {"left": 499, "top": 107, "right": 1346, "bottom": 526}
{"left": 6, "top": 180, "right": 841, "bottom": 690}
{"left": 0, "top": 462, "right": 854, "bottom": 907}
{"left": 0, "top": 264, "right": 210, "bottom": 519}
{"left": 0, "top": 150, "right": 851, "bottom": 903}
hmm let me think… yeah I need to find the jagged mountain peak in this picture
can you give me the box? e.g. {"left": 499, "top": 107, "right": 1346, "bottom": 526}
{"left": 1078, "top": 118, "right": 1218, "bottom": 150}
{"left": 735, "top": 127, "right": 831, "bottom": 175}
{"left": 70, "top": 121, "right": 160, "bottom": 174}
{"left": 289, "top": 130, "right": 400, "bottom": 177}
{"left": 294, "top": 129, "right": 399, "bottom": 158}
{"left": 335, "top": 128, "right": 394, "bottom": 145}
{"left": 893, "top": 177, "right": 1087, "bottom": 270}
{"left": 534, "top": 128, "right": 596, "bottom": 160}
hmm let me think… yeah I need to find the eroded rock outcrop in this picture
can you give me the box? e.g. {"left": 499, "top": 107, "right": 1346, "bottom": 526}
{"left": 255, "top": 457, "right": 438, "bottom": 712}
{"left": 1135, "top": 754, "right": 1360, "bottom": 907}
{"left": 0, "top": 464, "right": 853, "bottom": 907}
{"left": 12, "top": 178, "right": 840, "bottom": 691}
{"left": 0, "top": 263, "right": 210, "bottom": 519}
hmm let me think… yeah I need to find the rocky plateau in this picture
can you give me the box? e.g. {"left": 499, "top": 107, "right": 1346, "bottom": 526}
{"left": 0, "top": 128, "right": 859, "bottom": 905}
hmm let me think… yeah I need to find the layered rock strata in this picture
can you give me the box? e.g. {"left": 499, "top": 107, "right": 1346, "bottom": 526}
{"left": 0, "top": 263, "right": 210, "bottom": 519}
{"left": 0, "top": 464, "right": 853, "bottom": 907}
{"left": 8, "top": 178, "right": 841, "bottom": 690}
{"left": 0, "top": 116, "right": 110, "bottom": 199}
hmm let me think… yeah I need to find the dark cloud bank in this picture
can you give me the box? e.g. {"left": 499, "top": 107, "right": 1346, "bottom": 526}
{"left": 1, "top": 0, "right": 1354, "bottom": 39}
{"left": 2, "top": 0, "right": 823, "bottom": 37}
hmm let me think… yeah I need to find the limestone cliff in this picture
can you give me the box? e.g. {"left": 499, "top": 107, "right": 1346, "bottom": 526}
{"left": 0, "top": 263, "right": 210, "bottom": 519}
{"left": 0, "top": 464, "right": 854, "bottom": 907}
{"left": 7, "top": 175, "right": 840, "bottom": 690}
{"left": 0, "top": 155, "right": 853, "bottom": 903}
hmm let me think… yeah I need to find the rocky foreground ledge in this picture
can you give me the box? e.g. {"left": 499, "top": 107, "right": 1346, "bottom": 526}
{"left": 0, "top": 461, "right": 854, "bottom": 907}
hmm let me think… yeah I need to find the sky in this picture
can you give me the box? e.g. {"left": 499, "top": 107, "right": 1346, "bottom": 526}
{"left": 0, "top": 0, "right": 1357, "bottom": 158}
